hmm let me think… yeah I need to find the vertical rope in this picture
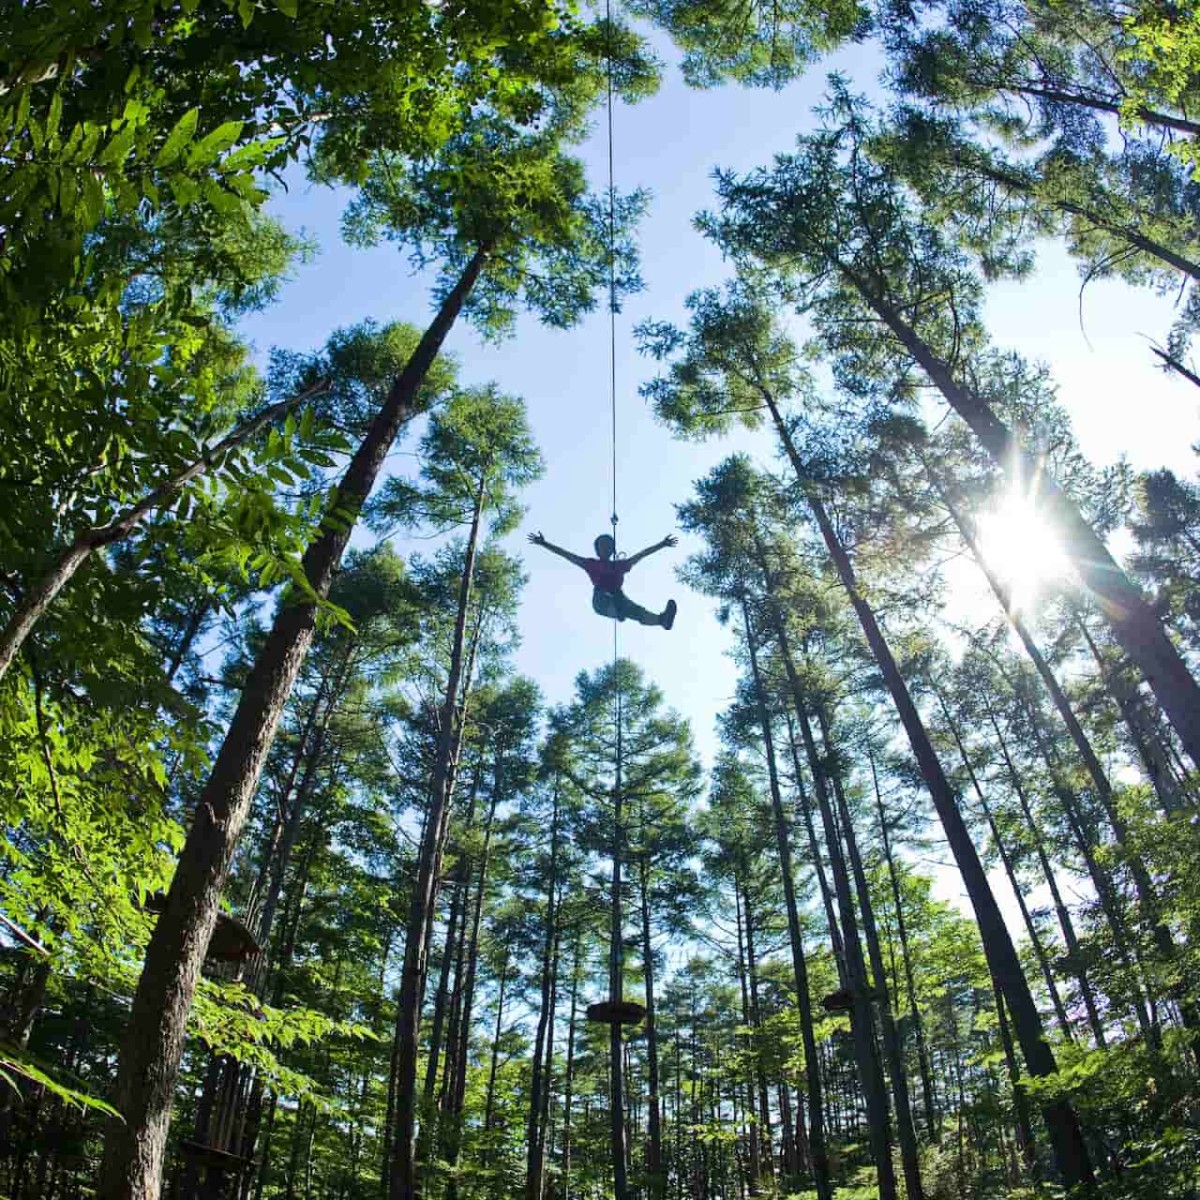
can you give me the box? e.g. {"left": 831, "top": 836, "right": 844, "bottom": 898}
{"left": 603, "top": 10, "right": 627, "bottom": 1196}
{"left": 605, "top": 0, "right": 618, "bottom": 558}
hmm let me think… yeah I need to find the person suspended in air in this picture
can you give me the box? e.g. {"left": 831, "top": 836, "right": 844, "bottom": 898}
{"left": 528, "top": 530, "right": 678, "bottom": 629}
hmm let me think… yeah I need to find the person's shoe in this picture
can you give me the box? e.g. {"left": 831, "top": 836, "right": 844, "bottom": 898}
{"left": 661, "top": 599, "right": 677, "bottom": 630}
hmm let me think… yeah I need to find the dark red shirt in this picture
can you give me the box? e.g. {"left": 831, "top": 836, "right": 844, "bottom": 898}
{"left": 581, "top": 557, "right": 631, "bottom": 593}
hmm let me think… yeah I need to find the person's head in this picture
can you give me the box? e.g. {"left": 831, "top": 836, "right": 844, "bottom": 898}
{"left": 593, "top": 533, "right": 615, "bottom": 560}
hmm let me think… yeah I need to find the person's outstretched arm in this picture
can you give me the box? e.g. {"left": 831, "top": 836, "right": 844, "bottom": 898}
{"left": 528, "top": 531, "right": 589, "bottom": 569}
{"left": 624, "top": 534, "right": 678, "bottom": 567}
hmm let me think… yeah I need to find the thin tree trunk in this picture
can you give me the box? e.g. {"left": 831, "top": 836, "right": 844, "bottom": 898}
{"left": 869, "top": 748, "right": 940, "bottom": 1143}
{"left": 822, "top": 708, "right": 923, "bottom": 1200}
{"left": 960, "top": 154, "right": 1200, "bottom": 282}
{"left": 391, "top": 467, "right": 490, "bottom": 1200}
{"left": 796, "top": 694, "right": 898, "bottom": 1200}
{"left": 1076, "top": 618, "right": 1180, "bottom": 811}
{"left": 734, "top": 879, "right": 762, "bottom": 1194}
{"left": 561, "top": 936, "right": 581, "bottom": 1200}
{"left": 442, "top": 788, "right": 500, "bottom": 1197}
{"left": 526, "top": 780, "right": 562, "bottom": 1200}
{"left": 99, "top": 248, "right": 487, "bottom": 1200}
{"left": 992, "top": 972, "right": 1038, "bottom": 1178}
{"left": 763, "top": 392, "right": 1092, "bottom": 1187}
{"left": 639, "top": 853, "right": 665, "bottom": 1199}
{"left": 608, "top": 683, "right": 631, "bottom": 1200}
{"left": 857, "top": 281, "right": 1200, "bottom": 765}
{"left": 740, "top": 598, "right": 833, "bottom": 1200}
{"left": 482, "top": 948, "right": 510, "bottom": 1143}
{"left": 780, "top": 709, "right": 846, "bottom": 978}
{"left": 934, "top": 686, "right": 1100, "bottom": 1043}
{"left": 741, "top": 882, "right": 773, "bottom": 1187}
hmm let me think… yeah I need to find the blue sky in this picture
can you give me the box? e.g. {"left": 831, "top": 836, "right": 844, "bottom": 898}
{"left": 238, "top": 33, "right": 1199, "bottom": 792}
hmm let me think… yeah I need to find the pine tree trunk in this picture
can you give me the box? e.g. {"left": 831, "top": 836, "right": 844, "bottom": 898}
{"left": 741, "top": 881, "right": 774, "bottom": 1187}
{"left": 797, "top": 697, "right": 898, "bottom": 1200}
{"left": 734, "top": 880, "right": 762, "bottom": 1194}
{"left": 934, "top": 686, "right": 1103, "bottom": 1043}
{"left": 1076, "top": 619, "right": 1180, "bottom": 812}
{"left": 482, "top": 948, "right": 510, "bottom": 1144}
{"left": 992, "top": 972, "right": 1038, "bottom": 1178}
{"left": 869, "top": 749, "right": 940, "bottom": 1143}
{"left": 442, "top": 788, "right": 499, "bottom": 1197}
{"left": 99, "top": 248, "right": 487, "bottom": 1200}
{"left": 740, "top": 598, "right": 833, "bottom": 1200}
{"left": 859, "top": 284, "right": 1200, "bottom": 764}
{"left": 780, "top": 708, "right": 845, "bottom": 978}
{"left": 950, "top": 714, "right": 1076, "bottom": 1039}
{"left": 391, "top": 466, "right": 490, "bottom": 1200}
{"left": 639, "top": 854, "right": 665, "bottom": 1198}
{"left": 964, "top": 155, "right": 1200, "bottom": 282}
{"left": 526, "top": 781, "right": 562, "bottom": 1200}
{"left": 822, "top": 707, "right": 924, "bottom": 1200}
{"left": 560, "top": 937, "right": 581, "bottom": 1200}
{"left": 763, "top": 393, "right": 1093, "bottom": 1187}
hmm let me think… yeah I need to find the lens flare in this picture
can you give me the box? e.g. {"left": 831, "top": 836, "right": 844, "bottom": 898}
{"left": 975, "top": 489, "right": 1069, "bottom": 613}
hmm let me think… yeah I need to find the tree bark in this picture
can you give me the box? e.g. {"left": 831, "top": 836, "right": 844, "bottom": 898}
{"left": 856, "top": 281, "right": 1200, "bottom": 765}
{"left": 639, "top": 853, "right": 665, "bottom": 1199}
{"left": 741, "top": 881, "right": 774, "bottom": 1187}
{"left": 820, "top": 708, "right": 924, "bottom": 1200}
{"left": 869, "top": 748, "right": 940, "bottom": 1143}
{"left": 1075, "top": 618, "right": 1180, "bottom": 812}
{"left": 781, "top": 710, "right": 846, "bottom": 979}
{"left": 608, "top": 684, "right": 631, "bottom": 1200}
{"left": 525, "top": 780, "right": 562, "bottom": 1200}
{"left": 934, "top": 686, "right": 1097, "bottom": 1042}
{"left": 740, "top": 598, "right": 833, "bottom": 1200}
{"left": 391, "top": 462, "right": 490, "bottom": 1200}
{"left": 763, "top": 392, "right": 1093, "bottom": 1188}
{"left": 99, "top": 248, "right": 487, "bottom": 1200}
{"left": 797, "top": 695, "right": 898, "bottom": 1200}
{"left": 442, "top": 787, "right": 500, "bottom": 1199}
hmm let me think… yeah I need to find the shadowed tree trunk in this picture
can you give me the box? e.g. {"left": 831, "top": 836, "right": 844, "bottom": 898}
{"left": 392, "top": 466, "right": 490, "bottom": 1200}
{"left": 740, "top": 597, "right": 833, "bottom": 1200}
{"left": 99, "top": 247, "right": 488, "bottom": 1200}
{"left": 818, "top": 706, "right": 924, "bottom": 1200}
{"left": 762, "top": 392, "right": 1093, "bottom": 1187}
{"left": 868, "top": 748, "right": 940, "bottom": 1143}
{"left": 526, "top": 780, "right": 562, "bottom": 1200}
{"left": 857, "top": 284, "right": 1200, "bottom": 764}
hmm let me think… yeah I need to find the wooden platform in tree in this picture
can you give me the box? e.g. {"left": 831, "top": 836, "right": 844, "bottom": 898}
{"left": 586, "top": 999, "right": 646, "bottom": 1026}
{"left": 178, "top": 1139, "right": 254, "bottom": 1174}
{"left": 143, "top": 894, "right": 261, "bottom": 964}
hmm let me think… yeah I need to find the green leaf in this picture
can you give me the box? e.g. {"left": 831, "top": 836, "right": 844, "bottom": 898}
{"left": 237, "top": 0, "right": 255, "bottom": 27}
{"left": 276, "top": 0, "right": 298, "bottom": 15}
{"left": 187, "top": 120, "right": 244, "bottom": 167}
{"left": 155, "top": 108, "right": 200, "bottom": 167}
{"left": 0, "top": 1043, "right": 121, "bottom": 1118}
{"left": 99, "top": 123, "right": 137, "bottom": 167}
{"left": 78, "top": 172, "right": 106, "bottom": 229}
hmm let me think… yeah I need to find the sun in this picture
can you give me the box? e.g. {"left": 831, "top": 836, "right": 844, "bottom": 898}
{"left": 974, "top": 489, "right": 1070, "bottom": 614}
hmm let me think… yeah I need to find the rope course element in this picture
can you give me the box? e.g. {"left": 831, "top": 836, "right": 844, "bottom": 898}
{"left": 596, "top": 9, "right": 635, "bottom": 1199}
{"left": 605, "top": 0, "right": 619, "bottom": 553}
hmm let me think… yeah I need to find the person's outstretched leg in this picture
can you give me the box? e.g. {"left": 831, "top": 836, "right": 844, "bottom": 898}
{"left": 614, "top": 591, "right": 675, "bottom": 628}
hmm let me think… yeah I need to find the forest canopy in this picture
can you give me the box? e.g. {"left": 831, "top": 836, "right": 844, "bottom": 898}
{"left": 2, "top": 2, "right": 1200, "bottom": 1200}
